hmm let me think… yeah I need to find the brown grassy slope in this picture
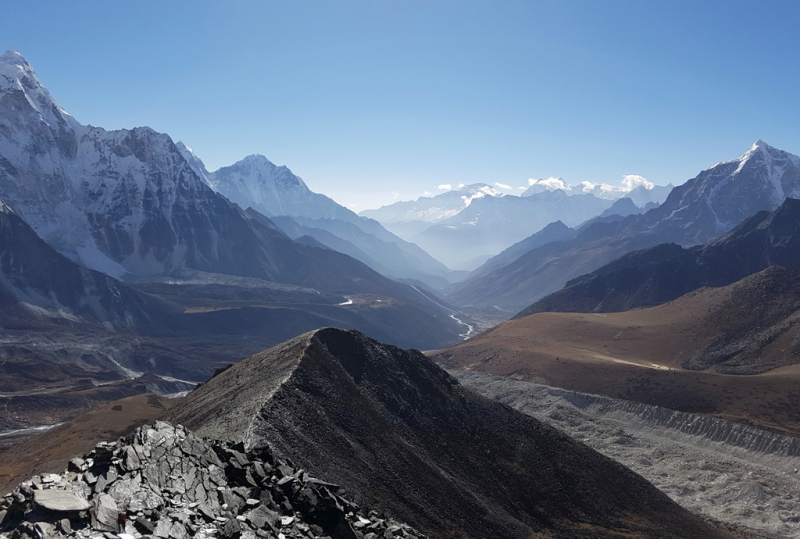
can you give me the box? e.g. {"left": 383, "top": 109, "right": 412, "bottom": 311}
{"left": 432, "top": 269, "right": 800, "bottom": 437}
{"left": 0, "top": 394, "right": 173, "bottom": 494}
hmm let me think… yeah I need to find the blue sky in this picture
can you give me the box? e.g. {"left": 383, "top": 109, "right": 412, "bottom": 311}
{"left": 4, "top": 1, "right": 800, "bottom": 210}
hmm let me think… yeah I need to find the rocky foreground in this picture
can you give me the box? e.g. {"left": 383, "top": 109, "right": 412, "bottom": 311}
{"left": 0, "top": 421, "right": 425, "bottom": 539}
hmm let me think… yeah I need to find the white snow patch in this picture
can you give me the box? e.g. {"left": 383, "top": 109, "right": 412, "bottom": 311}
{"left": 0, "top": 423, "right": 63, "bottom": 438}
{"left": 75, "top": 244, "right": 129, "bottom": 279}
{"left": 21, "top": 303, "right": 80, "bottom": 322}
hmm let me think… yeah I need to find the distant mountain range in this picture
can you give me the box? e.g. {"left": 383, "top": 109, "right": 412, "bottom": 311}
{"left": 410, "top": 189, "right": 616, "bottom": 270}
{"left": 522, "top": 175, "right": 673, "bottom": 204}
{"left": 177, "top": 145, "right": 461, "bottom": 289}
{"left": 362, "top": 178, "right": 673, "bottom": 270}
{"left": 446, "top": 140, "right": 800, "bottom": 319}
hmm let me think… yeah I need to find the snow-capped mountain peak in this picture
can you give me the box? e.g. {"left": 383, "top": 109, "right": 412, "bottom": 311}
{"left": 739, "top": 138, "right": 798, "bottom": 169}
{"left": 0, "top": 50, "right": 78, "bottom": 133}
{"left": 196, "top": 152, "right": 359, "bottom": 220}
{"left": 725, "top": 140, "right": 800, "bottom": 204}
{"left": 524, "top": 177, "right": 571, "bottom": 195}
{"left": 651, "top": 140, "right": 800, "bottom": 241}
{"left": 0, "top": 50, "right": 36, "bottom": 82}
{"left": 232, "top": 154, "right": 309, "bottom": 190}
{"left": 714, "top": 140, "right": 799, "bottom": 172}
{"left": 521, "top": 174, "right": 667, "bottom": 202}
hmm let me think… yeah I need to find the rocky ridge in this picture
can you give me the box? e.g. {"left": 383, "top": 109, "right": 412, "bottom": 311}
{"left": 0, "top": 421, "right": 425, "bottom": 539}
{"left": 166, "top": 327, "right": 727, "bottom": 539}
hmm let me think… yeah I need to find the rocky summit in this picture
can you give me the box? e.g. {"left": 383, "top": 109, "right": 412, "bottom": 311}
{"left": 166, "top": 328, "right": 727, "bottom": 539}
{"left": 0, "top": 421, "right": 426, "bottom": 539}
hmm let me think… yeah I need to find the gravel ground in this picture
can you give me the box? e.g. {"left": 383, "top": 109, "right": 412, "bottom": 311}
{"left": 452, "top": 370, "right": 800, "bottom": 538}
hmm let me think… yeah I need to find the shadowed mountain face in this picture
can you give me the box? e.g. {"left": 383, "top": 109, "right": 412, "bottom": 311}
{"left": 469, "top": 219, "right": 577, "bottom": 276}
{"left": 0, "top": 192, "right": 464, "bottom": 437}
{"left": 446, "top": 141, "right": 800, "bottom": 317}
{"left": 0, "top": 204, "right": 467, "bottom": 426}
{"left": 0, "top": 199, "right": 173, "bottom": 331}
{"left": 166, "top": 328, "right": 725, "bottom": 539}
{"left": 519, "top": 197, "right": 800, "bottom": 317}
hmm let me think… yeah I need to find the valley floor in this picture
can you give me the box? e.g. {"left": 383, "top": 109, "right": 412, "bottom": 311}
{"left": 453, "top": 370, "right": 800, "bottom": 538}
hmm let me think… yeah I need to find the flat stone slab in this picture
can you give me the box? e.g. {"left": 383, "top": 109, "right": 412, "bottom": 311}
{"left": 33, "top": 489, "right": 91, "bottom": 511}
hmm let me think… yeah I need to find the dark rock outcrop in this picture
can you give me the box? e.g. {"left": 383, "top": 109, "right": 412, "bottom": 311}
{"left": 166, "top": 328, "right": 727, "bottom": 539}
{"left": 0, "top": 421, "right": 425, "bottom": 539}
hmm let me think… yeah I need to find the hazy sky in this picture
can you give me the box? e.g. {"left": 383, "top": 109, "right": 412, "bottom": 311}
{"left": 4, "top": 1, "right": 800, "bottom": 211}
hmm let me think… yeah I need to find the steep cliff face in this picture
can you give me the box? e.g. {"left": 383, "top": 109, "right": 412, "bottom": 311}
{"left": 167, "top": 328, "right": 726, "bottom": 539}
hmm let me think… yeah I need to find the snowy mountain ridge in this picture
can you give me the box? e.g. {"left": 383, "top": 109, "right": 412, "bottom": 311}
{"left": 359, "top": 183, "right": 501, "bottom": 225}
{"left": 0, "top": 50, "right": 295, "bottom": 280}
{"left": 651, "top": 139, "right": 800, "bottom": 239}
{"left": 522, "top": 174, "right": 673, "bottom": 204}
{"left": 364, "top": 178, "right": 671, "bottom": 229}
{"left": 716, "top": 140, "right": 800, "bottom": 208}
{"left": 0, "top": 51, "right": 458, "bottom": 290}
{"left": 175, "top": 143, "right": 460, "bottom": 284}
{"left": 192, "top": 150, "right": 356, "bottom": 222}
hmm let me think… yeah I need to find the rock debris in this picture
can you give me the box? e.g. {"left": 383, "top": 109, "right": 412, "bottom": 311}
{"left": 0, "top": 421, "right": 425, "bottom": 539}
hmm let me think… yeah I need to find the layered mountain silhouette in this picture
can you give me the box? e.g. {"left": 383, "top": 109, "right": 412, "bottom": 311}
{"left": 447, "top": 140, "right": 800, "bottom": 317}
{"left": 364, "top": 180, "right": 670, "bottom": 271}
{"left": 519, "top": 197, "right": 800, "bottom": 317}
{"left": 178, "top": 146, "right": 459, "bottom": 289}
{"left": 166, "top": 328, "right": 725, "bottom": 539}
{"left": 409, "top": 189, "right": 614, "bottom": 270}
{"left": 465, "top": 220, "right": 577, "bottom": 282}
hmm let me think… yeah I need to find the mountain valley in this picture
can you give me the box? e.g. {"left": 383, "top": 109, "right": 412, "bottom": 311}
{"left": 1, "top": 47, "right": 800, "bottom": 539}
